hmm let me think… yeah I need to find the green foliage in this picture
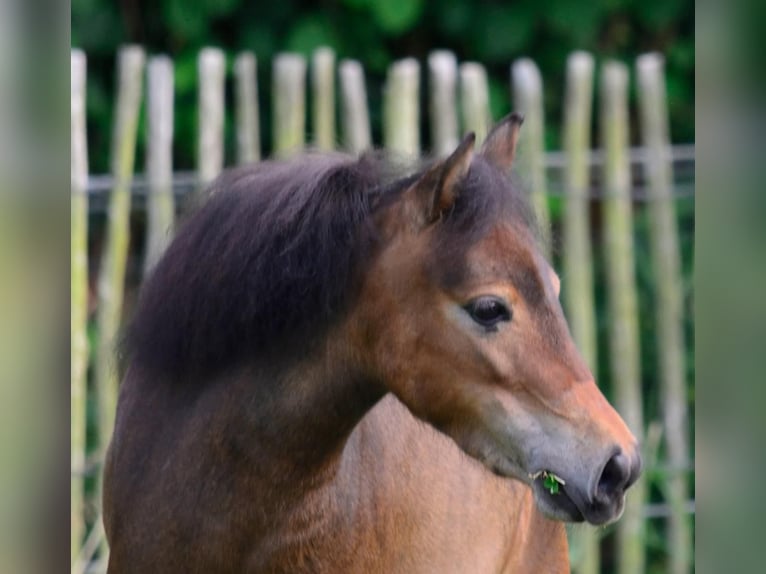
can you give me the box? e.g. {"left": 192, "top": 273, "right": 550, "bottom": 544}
{"left": 370, "top": 0, "right": 425, "bottom": 34}
{"left": 286, "top": 15, "right": 341, "bottom": 55}
{"left": 71, "top": 0, "right": 693, "bottom": 173}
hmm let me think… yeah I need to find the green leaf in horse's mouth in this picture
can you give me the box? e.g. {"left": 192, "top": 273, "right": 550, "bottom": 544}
{"left": 543, "top": 473, "right": 560, "bottom": 494}
{"left": 530, "top": 470, "right": 566, "bottom": 495}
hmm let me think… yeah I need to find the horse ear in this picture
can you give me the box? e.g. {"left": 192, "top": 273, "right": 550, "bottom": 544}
{"left": 407, "top": 133, "right": 476, "bottom": 227}
{"left": 480, "top": 112, "right": 524, "bottom": 170}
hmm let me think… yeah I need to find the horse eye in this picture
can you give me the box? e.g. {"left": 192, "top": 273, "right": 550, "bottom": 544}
{"left": 464, "top": 297, "right": 511, "bottom": 329}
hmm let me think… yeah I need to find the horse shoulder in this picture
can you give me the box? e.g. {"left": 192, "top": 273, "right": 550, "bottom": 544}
{"left": 339, "top": 395, "right": 569, "bottom": 572}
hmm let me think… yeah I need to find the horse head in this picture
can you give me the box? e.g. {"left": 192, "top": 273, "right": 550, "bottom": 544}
{"left": 353, "top": 114, "right": 641, "bottom": 525}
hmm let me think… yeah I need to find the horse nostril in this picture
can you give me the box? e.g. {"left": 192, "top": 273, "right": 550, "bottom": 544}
{"left": 596, "top": 452, "right": 631, "bottom": 500}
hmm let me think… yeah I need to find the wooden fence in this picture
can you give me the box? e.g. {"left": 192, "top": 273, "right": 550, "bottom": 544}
{"left": 71, "top": 46, "right": 694, "bottom": 574}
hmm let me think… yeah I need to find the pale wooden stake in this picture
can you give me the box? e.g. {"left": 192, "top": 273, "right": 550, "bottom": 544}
{"left": 273, "top": 53, "right": 307, "bottom": 158}
{"left": 93, "top": 46, "right": 145, "bottom": 563}
{"left": 459, "top": 62, "right": 491, "bottom": 145}
{"left": 383, "top": 58, "right": 420, "bottom": 157}
{"left": 144, "top": 56, "right": 175, "bottom": 275}
{"left": 512, "top": 58, "right": 551, "bottom": 256}
{"left": 70, "top": 48, "right": 88, "bottom": 566}
{"left": 234, "top": 52, "right": 261, "bottom": 164}
{"left": 428, "top": 50, "right": 459, "bottom": 157}
{"left": 338, "top": 60, "right": 371, "bottom": 154}
{"left": 312, "top": 47, "right": 336, "bottom": 150}
{"left": 94, "top": 44, "right": 144, "bottom": 460}
{"left": 601, "top": 60, "right": 646, "bottom": 574}
{"left": 637, "top": 52, "right": 691, "bottom": 574}
{"left": 561, "top": 50, "right": 599, "bottom": 574}
{"left": 197, "top": 48, "right": 226, "bottom": 188}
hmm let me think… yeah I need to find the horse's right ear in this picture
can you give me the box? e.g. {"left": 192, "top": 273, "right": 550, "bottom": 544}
{"left": 403, "top": 133, "right": 476, "bottom": 229}
{"left": 480, "top": 112, "right": 524, "bottom": 170}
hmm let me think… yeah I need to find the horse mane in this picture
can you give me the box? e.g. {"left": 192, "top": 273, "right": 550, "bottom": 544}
{"left": 122, "top": 151, "right": 537, "bottom": 382}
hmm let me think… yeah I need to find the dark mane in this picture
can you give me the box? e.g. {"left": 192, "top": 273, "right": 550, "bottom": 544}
{"left": 123, "top": 151, "right": 537, "bottom": 382}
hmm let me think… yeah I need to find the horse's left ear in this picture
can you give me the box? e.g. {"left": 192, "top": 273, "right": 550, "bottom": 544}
{"left": 406, "top": 132, "right": 475, "bottom": 227}
{"left": 480, "top": 112, "right": 524, "bottom": 170}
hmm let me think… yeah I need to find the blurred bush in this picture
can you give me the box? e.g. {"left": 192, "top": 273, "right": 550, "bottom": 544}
{"left": 71, "top": 0, "right": 693, "bottom": 172}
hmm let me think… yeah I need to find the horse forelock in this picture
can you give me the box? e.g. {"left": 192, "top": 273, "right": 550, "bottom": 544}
{"left": 425, "top": 156, "right": 542, "bottom": 289}
{"left": 122, "top": 151, "right": 537, "bottom": 383}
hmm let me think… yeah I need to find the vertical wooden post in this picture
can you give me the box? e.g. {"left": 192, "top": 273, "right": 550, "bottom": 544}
{"left": 273, "top": 53, "right": 307, "bottom": 158}
{"left": 312, "top": 47, "right": 336, "bottom": 151}
{"left": 601, "top": 60, "right": 646, "bottom": 574}
{"left": 234, "top": 51, "right": 261, "bottom": 164}
{"left": 637, "top": 52, "right": 691, "bottom": 574}
{"left": 459, "top": 62, "right": 490, "bottom": 145}
{"left": 339, "top": 59, "right": 371, "bottom": 154}
{"left": 197, "top": 48, "right": 226, "bottom": 189}
{"left": 428, "top": 50, "right": 459, "bottom": 157}
{"left": 561, "top": 50, "right": 599, "bottom": 574}
{"left": 144, "top": 56, "right": 175, "bottom": 275}
{"left": 94, "top": 44, "right": 145, "bottom": 464}
{"left": 512, "top": 58, "right": 551, "bottom": 256}
{"left": 70, "top": 48, "right": 88, "bottom": 565}
{"left": 383, "top": 58, "right": 420, "bottom": 157}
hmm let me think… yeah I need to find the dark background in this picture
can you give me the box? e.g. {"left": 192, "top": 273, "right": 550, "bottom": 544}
{"left": 71, "top": 0, "right": 694, "bottom": 173}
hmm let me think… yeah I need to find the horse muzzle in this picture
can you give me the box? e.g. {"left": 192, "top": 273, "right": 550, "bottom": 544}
{"left": 531, "top": 446, "right": 642, "bottom": 525}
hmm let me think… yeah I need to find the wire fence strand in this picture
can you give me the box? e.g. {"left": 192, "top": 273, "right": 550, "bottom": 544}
{"left": 83, "top": 145, "right": 695, "bottom": 213}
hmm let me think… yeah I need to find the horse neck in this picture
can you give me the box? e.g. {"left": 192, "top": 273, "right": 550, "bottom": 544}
{"left": 234, "top": 331, "right": 383, "bottom": 488}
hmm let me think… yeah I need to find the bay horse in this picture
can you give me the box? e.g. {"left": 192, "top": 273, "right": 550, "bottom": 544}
{"left": 104, "top": 114, "right": 641, "bottom": 573}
